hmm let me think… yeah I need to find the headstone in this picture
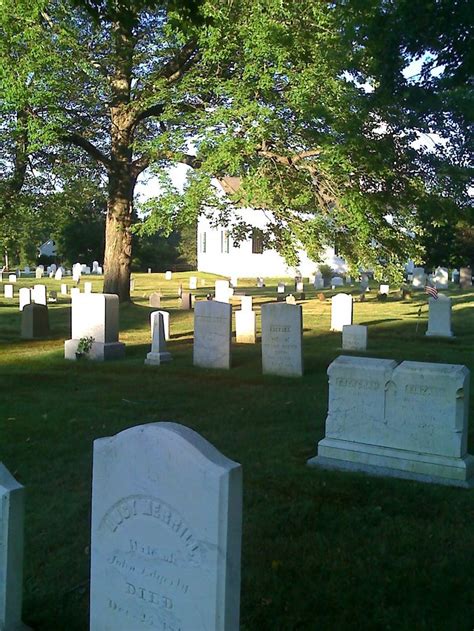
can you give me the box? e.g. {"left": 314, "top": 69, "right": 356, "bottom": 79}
{"left": 147, "top": 268, "right": 151, "bottom": 274}
{"left": 215, "top": 280, "right": 230, "bottom": 303}
{"left": 261, "top": 303, "right": 303, "bottom": 377}
{"left": 285, "top": 294, "right": 296, "bottom": 305}
{"left": 48, "top": 290, "right": 57, "bottom": 303}
{"left": 331, "top": 277, "right": 343, "bottom": 288}
{"left": 61, "top": 284, "right": 68, "bottom": 295}
{"left": 460, "top": 267, "right": 472, "bottom": 289}
{"left": 19, "top": 288, "right": 31, "bottom": 311}
{"left": 230, "top": 276, "right": 238, "bottom": 288}
{"left": 151, "top": 310, "right": 170, "bottom": 342}
{"left": 426, "top": 295, "right": 453, "bottom": 337}
{"left": 330, "top": 293, "right": 353, "bottom": 332}
{"left": 277, "top": 282, "right": 285, "bottom": 294}
{"left": 379, "top": 284, "right": 389, "bottom": 295}
{"left": 35, "top": 268, "right": 43, "bottom": 279}
{"left": 90, "top": 422, "right": 242, "bottom": 631}
{"left": 64, "top": 293, "right": 125, "bottom": 361}
{"left": 313, "top": 274, "right": 324, "bottom": 290}
{"left": 189, "top": 276, "right": 197, "bottom": 290}
{"left": 165, "top": 271, "right": 172, "bottom": 280}
{"left": 4, "top": 285, "right": 13, "bottom": 299}
{"left": 70, "top": 287, "right": 80, "bottom": 298}
{"left": 54, "top": 267, "right": 63, "bottom": 280}
{"left": 145, "top": 312, "right": 172, "bottom": 365}
{"left": 0, "top": 463, "right": 29, "bottom": 631}
{"left": 256, "top": 277, "right": 265, "bottom": 288}
{"left": 72, "top": 264, "right": 81, "bottom": 283}
{"left": 97, "top": 266, "right": 103, "bottom": 275}
{"left": 32, "top": 284, "right": 47, "bottom": 306}
{"left": 92, "top": 261, "right": 99, "bottom": 274}
{"left": 412, "top": 267, "right": 426, "bottom": 289}
{"left": 83, "top": 281, "right": 92, "bottom": 294}
{"left": 84, "top": 266, "right": 91, "bottom": 275}
{"left": 240, "top": 296, "right": 252, "bottom": 312}
{"left": 50, "top": 263, "right": 57, "bottom": 274}
{"left": 48, "top": 271, "right": 54, "bottom": 279}
{"left": 193, "top": 300, "right": 232, "bottom": 369}
{"left": 8, "top": 274, "right": 16, "bottom": 283}
{"left": 359, "top": 274, "right": 369, "bottom": 292}
{"left": 342, "top": 325, "right": 367, "bottom": 351}
{"left": 308, "top": 356, "right": 474, "bottom": 487}
{"left": 21, "top": 303, "right": 49, "bottom": 339}
{"left": 180, "top": 292, "right": 192, "bottom": 310}
{"left": 451, "top": 269, "right": 460, "bottom": 284}
{"left": 23, "top": 266, "right": 30, "bottom": 274}
{"left": 149, "top": 292, "right": 161, "bottom": 308}
{"left": 235, "top": 310, "right": 256, "bottom": 344}
{"left": 295, "top": 281, "right": 304, "bottom": 293}
{"left": 433, "top": 267, "right": 448, "bottom": 290}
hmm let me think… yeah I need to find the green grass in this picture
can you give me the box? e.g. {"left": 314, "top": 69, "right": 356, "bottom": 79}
{"left": 1, "top": 273, "right": 474, "bottom": 630}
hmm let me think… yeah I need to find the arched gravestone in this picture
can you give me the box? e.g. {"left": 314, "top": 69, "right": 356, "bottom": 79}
{"left": 330, "top": 293, "right": 353, "bottom": 332}
{"left": 90, "top": 423, "right": 242, "bottom": 631}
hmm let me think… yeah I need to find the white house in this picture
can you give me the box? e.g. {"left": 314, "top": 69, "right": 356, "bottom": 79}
{"left": 38, "top": 239, "right": 57, "bottom": 258}
{"left": 197, "top": 178, "right": 347, "bottom": 278}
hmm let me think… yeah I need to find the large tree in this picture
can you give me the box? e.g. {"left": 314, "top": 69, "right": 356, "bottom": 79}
{"left": 1, "top": 0, "right": 471, "bottom": 296}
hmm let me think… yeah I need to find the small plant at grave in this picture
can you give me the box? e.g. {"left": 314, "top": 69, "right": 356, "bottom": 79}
{"left": 76, "top": 336, "right": 94, "bottom": 358}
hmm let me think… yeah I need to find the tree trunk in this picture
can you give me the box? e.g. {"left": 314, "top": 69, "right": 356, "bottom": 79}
{"left": 103, "top": 164, "right": 134, "bottom": 301}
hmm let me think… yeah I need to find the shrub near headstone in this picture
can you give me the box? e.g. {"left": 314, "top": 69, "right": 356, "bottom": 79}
{"left": 90, "top": 422, "right": 242, "bottom": 631}
{"left": 0, "top": 463, "right": 30, "bottom": 631}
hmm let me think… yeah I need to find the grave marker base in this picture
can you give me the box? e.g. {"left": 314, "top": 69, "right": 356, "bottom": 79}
{"left": 308, "top": 439, "right": 474, "bottom": 488}
{"left": 144, "top": 350, "right": 172, "bottom": 365}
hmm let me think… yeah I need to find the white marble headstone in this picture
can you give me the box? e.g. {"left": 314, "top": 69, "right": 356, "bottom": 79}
{"left": 0, "top": 463, "right": 29, "bottom": 631}
{"left": 54, "top": 268, "right": 63, "bottom": 280}
{"left": 330, "top": 293, "right": 353, "bottom": 331}
{"left": 32, "top": 284, "right": 47, "bottom": 306}
{"left": 426, "top": 295, "right": 453, "bottom": 337}
{"left": 4, "top": 285, "right": 13, "bottom": 299}
{"left": 277, "top": 282, "right": 285, "bottom": 294}
{"left": 235, "top": 310, "right": 256, "bottom": 344}
{"left": 215, "top": 280, "right": 231, "bottom": 303}
{"left": 165, "top": 271, "right": 172, "bottom": 280}
{"left": 8, "top": 274, "right": 16, "bottom": 283}
{"left": 342, "top": 325, "right": 367, "bottom": 351}
{"left": 19, "top": 288, "right": 31, "bottom": 312}
{"left": 379, "top": 284, "right": 389, "bottom": 295}
{"left": 240, "top": 296, "right": 252, "bottom": 312}
{"left": 433, "top": 267, "right": 448, "bottom": 290}
{"left": 261, "top": 303, "right": 303, "bottom": 377}
{"left": 151, "top": 310, "right": 170, "bottom": 342}
{"left": 84, "top": 281, "right": 93, "bottom": 294}
{"left": 35, "top": 268, "right": 43, "bottom": 279}
{"left": 90, "top": 423, "right": 242, "bottom": 631}
{"left": 193, "top": 301, "right": 232, "bottom": 369}
{"left": 189, "top": 276, "right": 197, "bottom": 290}
{"left": 145, "top": 313, "right": 172, "bottom": 365}
{"left": 412, "top": 267, "right": 426, "bottom": 289}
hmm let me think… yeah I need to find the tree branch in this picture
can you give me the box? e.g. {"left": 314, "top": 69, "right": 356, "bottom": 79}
{"left": 256, "top": 147, "right": 322, "bottom": 167}
{"left": 61, "top": 132, "right": 111, "bottom": 169}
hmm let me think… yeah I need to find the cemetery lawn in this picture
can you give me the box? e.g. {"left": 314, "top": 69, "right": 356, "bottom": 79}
{"left": 1, "top": 273, "right": 474, "bottom": 631}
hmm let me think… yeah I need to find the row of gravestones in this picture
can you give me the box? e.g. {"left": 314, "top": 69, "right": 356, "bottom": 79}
{"left": 3, "top": 354, "right": 473, "bottom": 629}
{"left": 411, "top": 266, "right": 473, "bottom": 290}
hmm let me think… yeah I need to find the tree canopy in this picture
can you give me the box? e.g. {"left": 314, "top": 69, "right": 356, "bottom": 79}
{"left": 1, "top": 0, "right": 472, "bottom": 294}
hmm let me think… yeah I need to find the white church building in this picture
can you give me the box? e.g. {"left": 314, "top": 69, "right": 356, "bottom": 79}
{"left": 197, "top": 177, "right": 347, "bottom": 278}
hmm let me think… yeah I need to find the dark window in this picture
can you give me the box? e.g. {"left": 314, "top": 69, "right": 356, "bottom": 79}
{"left": 252, "top": 228, "right": 264, "bottom": 254}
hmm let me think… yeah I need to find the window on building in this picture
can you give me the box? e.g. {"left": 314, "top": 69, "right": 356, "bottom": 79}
{"left": 199, "top": 232, "right": 207, "bottom": 253}
{"left": 220, "top": 230, "right": 230, "bottom": 254}
{"left": 252, "top": 228, "right": 264, "bottom": 254}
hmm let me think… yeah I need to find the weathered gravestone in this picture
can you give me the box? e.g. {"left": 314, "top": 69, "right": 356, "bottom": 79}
{"left": 64, "top": 293, "right": 125, "bottom": 360}
{"left": 308, "top": 356, "right": 474, "bottom": 487}
{"left": 235, "top": 310, "right": 256, "bottom": 344}
{"left": 426, "top": 295, "right": 453, "bottom": 338}
{"left": 151, "top": 310, "right": 170, "bottom": 342}
{"left": 342, "top": 325, "right": 367, "bottom": 351}
{"left": 35, "top": 267, "right": 43, "bottom": 279}
{"left": 84, "top": 281, "right": 93, "bottom": 294}
{"left": 313, "top": 274, "right": 324, "bottom": 290}
{"left": 4, "top": 285, "right": 13, "bottom": 299}
{"left": 0, "top": 463, "right": 30, "bottom": 631}
{"left": 189, "top": 276, "right": 197, "bottom": 290}
{"left": 32, "top": 284, "right": 47, "bottom": 306}
{"left": 70, "top": 287, "right": 80, "bottom": 298}
{"left": 21, "top": 303, "right": 49, "bottom": 339}
{"left": 215, "top": 280, "right": 231, "bottom": 303}
{"left": 261, "top": 303, "right": 303, "bottom": 377}
{"left": 330, "top": 293, "right": 353, "bottom": 332}
{"left": 8, "top": 274, "right": 16, "bottom": 283}
{"left": 193, "top": 301, "right": 232, "bottom": 369}
{"left": 54, "top": 267, "right": 63, "bottom": 281}
{"left": 90, "top": 422, "right": 242, "bottom": 631}
{"left": 460, "top": 267, "right": 472, "bottom": 289}
{"left": 19, "top": 288, "right": 31, "bottom": 311}
{"left": 149, "top": 292, "right": 161, "bottom": 308}
{"left": 412, "top": 267, "right": 426, "bottom": 289}
{"left": 180, "top": 292, "right": 192, "bottom": 310}
{"left": 145, "top": 312, "right": 172, "bottom": 366}
{"left": 433, "top": 267, "right": 448, "bottom": 290}
{"left": 165, "top": 270, "right": 172, "bottom": 280}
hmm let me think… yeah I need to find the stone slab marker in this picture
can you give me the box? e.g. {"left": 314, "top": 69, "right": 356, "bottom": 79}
{"left": 330, "top": 293, "right": 353, "bottom": 332}
{"left": 193, "top": 301, "right": 232, "bottom": 369}
{"left": 90, "top": 422, "right": 242, "bottom": 631}
{"left": 261, "top": 303, "right": 303, "bottom": 377}
{"left": 308, "top": 356, "right": 474, "bottom": 487}
{"left": 32, "top": 284, "right": 47, "bottom": 306}
{"left": 235, "top": 310, "right": 256, "bottom": 344}
{"left": 0, "top": 463, "right": 30, "bottom": 631}
{"left": 460, "top": 267, "right": 472, "bottom": 289}
{"left": 342, "top": 324, "right": 367, "bottom": 351}
{"left": 4, "top": 285, "right": 13, "bottom": 299}
{"left": 19, "top": 288, "right": 31, "bottom": 311}
{"left": 145, "top": 313, "right": 172, "bottom": 366}
{"left": 426, "top": 295, "right": 453, "bottom": 337}
{"left": 64, "top": 293, "right": 125, "bottom": 361}
{"left": 21, "top": 304, "right": 50, "bottom": 339}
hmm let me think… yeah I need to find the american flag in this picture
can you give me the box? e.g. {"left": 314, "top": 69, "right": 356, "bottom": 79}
{"left": 425, "top": 285, "right": 439, "bottom": 300}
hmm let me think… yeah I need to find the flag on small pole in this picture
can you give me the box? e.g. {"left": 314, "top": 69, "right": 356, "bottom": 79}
{"left": 425, "top": 285, "right": 439, "bottom": 300}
